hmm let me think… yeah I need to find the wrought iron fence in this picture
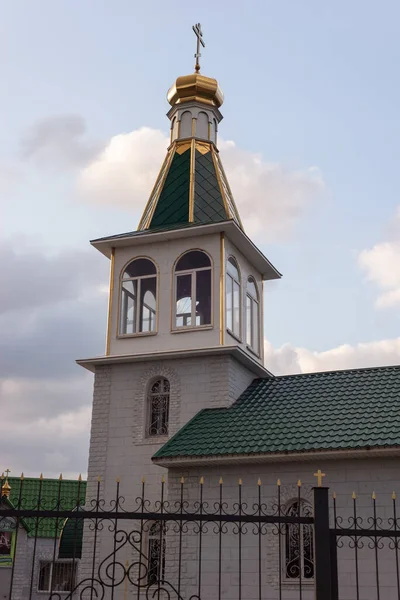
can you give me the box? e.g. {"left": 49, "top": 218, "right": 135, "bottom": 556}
{"left": 1, "top": 475, "right": 400, "bottom": 600}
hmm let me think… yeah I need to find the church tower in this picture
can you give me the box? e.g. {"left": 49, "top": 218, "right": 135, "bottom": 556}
{"left": 78, "top": 26, "right": 281, "bottom": 499}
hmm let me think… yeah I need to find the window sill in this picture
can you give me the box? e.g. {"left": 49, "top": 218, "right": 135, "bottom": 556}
{"left": 135, "top": 436, "right": 169, "bottom": 446}
{"left": 171, "top": 325, "right": 213, "bottom": 334}
{"left": 281, "top": 579, "right": 314, "bottom": 588}
{"left": 246, "top": 344, "right": 261, "bottom": 359}
{"left": 117, "top": 331, "right": 158, "bottom": 339}
{"left": 226, "top": 329, "right": 242, "bottom": 343}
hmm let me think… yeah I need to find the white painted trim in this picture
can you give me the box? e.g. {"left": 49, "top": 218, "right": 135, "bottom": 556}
{"left": 152, "top": 446, "right": 400, "bottom": 468}
{"left": 90, "top": 221, "right": 281, "bottom": 281}
{"left": 76, "top": 344, "right": 272, "bottom": 377}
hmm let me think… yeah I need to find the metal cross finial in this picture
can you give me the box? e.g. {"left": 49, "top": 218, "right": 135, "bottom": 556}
{"left": 314, "top": 469, "right": 326, "bottom": 487}
{"left": 193, "top": 23, "right": 205, "bottom": 73}
{"left": 4, "top": 469, "right": 11, "bottom": 479}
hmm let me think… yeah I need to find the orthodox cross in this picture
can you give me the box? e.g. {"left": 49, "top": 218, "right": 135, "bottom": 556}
{"left": 314, "top": 469, "right": 326, "bottom": 487}
{"left": 4, "top": 469, "right": 11, "bottom": 479}
{"left": 193, "top": 23, "right": 205, "bottom": 73}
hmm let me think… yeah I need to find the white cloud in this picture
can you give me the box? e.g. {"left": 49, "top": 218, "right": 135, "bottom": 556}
{"left": 78, "top": 127, "right": 325, "bottom": 241}
{"left": 219, "top": 140, "right": 325, "bottom": 239}
{"left": 265, "top": 337, "right": 400, "bottom": 375}
{"left": 21, "top": 115, "right": 101, "bottom": 169}
{"left": 359, "top": 241, "right": 400, "bottom": 308}
{"left": 79, "top": 127, "right": 168, "bottom": 207}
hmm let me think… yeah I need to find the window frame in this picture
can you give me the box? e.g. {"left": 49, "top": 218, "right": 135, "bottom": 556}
{"left": 0, "top": 526, "right": 15, "bottom": 567}
{"left": 37, "top": 560, "right": 77, "bottom": 593}
{"left": 226, "top": 256, "right": 241, "bottom": 341}
{"left": 172, "top": 249, "right": 213, "bottom": 332}
{"left": 283, "top": 500, "right": 314, "bottom": 584}
{"left": 146, "top": 377, "right": 170, "bottom": 438}
{"left": 246, "top": 276, "right": 260, "bottom": 356}
{"left": 118, "top": 256, "right": 158, "bottom": 339}
{"left": 147, "top": 521, "right": 166, "bottom": 587}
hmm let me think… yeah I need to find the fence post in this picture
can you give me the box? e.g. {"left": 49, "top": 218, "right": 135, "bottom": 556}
{"left": 313, "top": 486, "right": 332, "bottom": 600}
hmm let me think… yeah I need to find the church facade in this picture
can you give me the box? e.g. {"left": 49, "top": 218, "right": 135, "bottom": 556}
{"left": 74, "top": 48, "right": 400, "bottom": 600}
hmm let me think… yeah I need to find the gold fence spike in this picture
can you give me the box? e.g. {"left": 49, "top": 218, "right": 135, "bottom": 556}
{"left": 59, "top": 473, "right": 63, "bottom": 481}
{"left": 372, "top": 491, "right": 376, "bottom": 500}
{"left": 238, "top": 478, "right": 243, "bottom": 486}
{"left": 78, "top": 474, "right": 82, "bottom": 481}
{"left": 180, "top": 476, "right": 185, "bottom": 484}
{"left": 333, "top": 491, "right": 337, "bottom": 499}
{"left": 393, "top": 491, "right": 397, "bottom": 500}
{"left": 116, "top": 476, "right": 120, "bottom": 483}
{"left": 20, "top": 473, "right": 24, "bottom": 480}
{"left": 277, "top": 479, "right": 281, "bottom": 486}
{"left": 352, "top": 491, "right": 357, "bottom": 499}
{"left": 40, "top": 473, "right": 43, "bottom": 480}
{"left": 258, "top": 478, "right": 262, "bottom": 486}
{"left": 200, "top": 476, "right": 204, "bottom": 485}
{"left": 219, "top": 477, "right": 223, "bottom": 485}
{"left": 97, "top": 475, "right": 101, "bottom": 483}
{"left": 161, "top": 475, "right": 166, "bottom": 484}
{"left": 141, "top": 476, "right": 146, "bottom": 484}
{"left": 297, "top": 479, "right": 302, "bottom": 488}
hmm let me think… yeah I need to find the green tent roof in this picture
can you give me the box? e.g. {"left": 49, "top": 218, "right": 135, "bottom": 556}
{"left": 153, "top": 366, "right": 400, "bottom": 460}
{"left": 138, "top": 141, "right": 242, "bottom": 231}
{"left": 8, "top": 477, "right": 86, "bottom": 538}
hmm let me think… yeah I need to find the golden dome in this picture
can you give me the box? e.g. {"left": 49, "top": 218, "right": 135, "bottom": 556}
{"left": 167, "top": 73, "right": 224, "bottom": 108}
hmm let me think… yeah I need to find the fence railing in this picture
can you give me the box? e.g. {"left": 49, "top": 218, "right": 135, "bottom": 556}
{"left": 1, "top": 476, "right": 400, "bottom": 600}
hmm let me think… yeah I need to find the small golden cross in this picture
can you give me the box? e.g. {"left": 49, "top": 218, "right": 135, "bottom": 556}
{"left": 314, "top": 469, "right": 326, "bottom": 487}
{"left": 193, "top": 23, "right": 205, "bottom": 73}
{"left": 4, "top": 469, "right": 11, "bottom": 479}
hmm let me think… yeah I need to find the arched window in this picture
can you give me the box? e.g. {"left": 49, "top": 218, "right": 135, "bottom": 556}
{"left": 120, "top": 258, "right": 157, "bottom": 335}
{"left": 246, "top": 277, "right": 259, "bottom": 353}
{"left": 196, "top": 111, "right": 208, "bottom": 139}
{"left": 226, "top": 257, "right": 240, "bottom": 338}
{"left": 174, "top": 251, "right": 212, "bottom": 328}
{"left": 180, "top": 111, "right": 192, "bottom": 138}
{"left": 147, "top": 378, "right": 170, "bottom": 436}
{"left": 147, "top": 521, "right": 165, "bottom": 586}
{"left": 284, "top": 500, "right": 314, "bottom": 580}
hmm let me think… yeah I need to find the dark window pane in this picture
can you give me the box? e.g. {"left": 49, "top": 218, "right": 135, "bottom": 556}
{"left": 148, "top": 523, "right": 166, "bottom": 586}
{"left": 148, "top": 378, "right": 169, "bottom": 436}
{"left": 226, "top": 275, "right": 233, "bottom": 331}
{"left": 233, "top": 280, "right": 240, "bottom": 335}
{"left": 140, "top": 276, "right": 156, "bottom": 332}
{"left": 246, "top": 295, "right": 252, "bottom": 346}
{"left": 124, "top": 258, "right": 156, "bottom": 278}
{"left": 176, "top": 274, "right": 192, "bottom": 327}
{"left": 196, "top": 269, "right": 211, "bottom": 325}
{"left": 38, "top": 563, "right": 51, "bottom": 591}
{"left": 120, "top": 280, "right": 137, "bottom": 334}
{"left": 0, "top": 532, "right": 11, "bottom": 555}
{"left": 176, "top": 251, "right": 211, "bottom": 271}
{"left": 227, "top": 257, "right": 239, "bottom": 281}
{"left": 247, "top": 277, "right": 258, "bottom": 300}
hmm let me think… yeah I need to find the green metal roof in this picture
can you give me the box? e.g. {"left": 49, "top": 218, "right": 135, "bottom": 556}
{"left": 150, "top": 149, "right": 190, "bottom": 229}
{"left": 136, "top": 141, "right": 243, "bottom": 232}
{"left": 8, "top": 477, "right": 86, "bottom": 538}
{"left": 154, "top": 366, "right": 400, "bottom": 460}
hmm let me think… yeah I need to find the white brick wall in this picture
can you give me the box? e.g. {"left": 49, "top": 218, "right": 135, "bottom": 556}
{"left": 166, "top": 457, "right": 400, "bottom": 600}
{"left": 79, "top": 352, "right": 256, "bottom": 596}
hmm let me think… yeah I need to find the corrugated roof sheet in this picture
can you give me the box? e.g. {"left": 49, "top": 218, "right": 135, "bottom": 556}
{"left": 8, "top": 477, "right": 86, "bottom": 538}
{"left": 154, "top": 366, "right": 400, "bottom": 460}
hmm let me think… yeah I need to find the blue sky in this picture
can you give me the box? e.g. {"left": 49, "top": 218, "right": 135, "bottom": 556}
{"left": 2, "top": 0, "right": 400, "bottom": 475}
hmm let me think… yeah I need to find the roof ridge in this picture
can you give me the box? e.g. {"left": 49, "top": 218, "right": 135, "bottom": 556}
{"left": 8, "top": 477, "right": 86, "bottom": 483}
{"left": 271, "top": 364, "right": 400, "bottom": 379}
